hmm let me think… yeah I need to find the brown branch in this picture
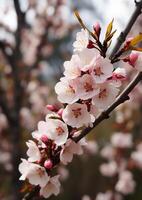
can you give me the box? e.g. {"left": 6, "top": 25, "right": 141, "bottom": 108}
{"left": 110, "top": 0, "right": 142, "bottom": 58}
{"left": 74, "top": 0, "right": 142, "bottom": 142}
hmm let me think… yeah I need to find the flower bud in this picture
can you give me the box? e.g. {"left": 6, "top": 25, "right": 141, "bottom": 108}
{"left": 40, "top": 135, "right": 48, "bottom": 143}
{"left": 46, "top": 104, "right": 58, "bottom": 112}
{"left": 93, "top": 22, "right": 101, "bottom": 36}
{"left": 44, "top": 159, "right": 53, "bottom": 169}
{"left": 57, "top": 108, "right": 64, "bottom": 117}
{"left": 129, "top": 52, "right": 139, "bottom": 66}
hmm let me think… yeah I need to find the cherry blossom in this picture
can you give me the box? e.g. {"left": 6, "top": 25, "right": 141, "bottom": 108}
{"left": 111, "top": 132, "right": 133, "bottom": 148}
{"left": 63, "top": 55, "right": 81, "bottom": 79}
{"left": 73, "top": 29, "right": 89, "bottom": 52}
{"left": 129, "top": 51, "right": 142, "bottom": 71}
{"left": 60, "top": 139, "right": 83, "bottom": 165}
{"left": 100, "top": 161, "right": 118, "bottom": 177}
{"left": 78, "top": 48, "right": 99, "bottom": 72}
{"left": 62, "top": 103, "right": 91, "bottom": 128}
{"left": 90, "top": 56, "right": 113, "bottom": 83}
{"left": 45, "top": 118, "right": 68, "bottom": 146}
{"left": 115, "top": 171, "right": 136, "bottom": 195}
{"left": 55, "top": 77, "right": 79, "bottom": 104}
{"left": 92, "top": 83, "right": 119, "bottom": 109}
{"left": 26, "top": 140, "right": 41, "bottom": 162}
{"left": 19, "top": 159, "right": 49, "bottom": 187}
{"left": 78, "top": 74, "right": 100, "bottom": 100}
{"left": 40, "top": 175, "right": 61, "bottom": 198}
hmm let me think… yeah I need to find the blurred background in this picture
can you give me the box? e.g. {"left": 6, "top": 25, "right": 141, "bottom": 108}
{"left": 0, "top": 0, "right": 142, "bottom": 200}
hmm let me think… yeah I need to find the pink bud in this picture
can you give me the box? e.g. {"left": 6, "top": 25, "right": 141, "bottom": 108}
{"left": 46, "top": 104, "right": 58, "bottom": 112}
{"left": 129, "top": 52, "right": 138, "bottom": 66}
{"left": 44, "top": 159, "right": 53, "bottom": 169}
{"left": 93, "top": 22, "right": 101, "bottom": 35}
{"left": 57, "top": 108, "right": 63, "bottom": 117}
{"left": 40, "top": 135, "right": 48, "bottom": 143}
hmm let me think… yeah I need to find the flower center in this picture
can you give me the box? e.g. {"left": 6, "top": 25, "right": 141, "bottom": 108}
{"left": 56, "top": 126, "right": 64, "bottom": 136}
{"left": 84, "top": 82, "right": 93, "bottom": 92}
{"left": 37, "top": 168, "right": 44, "bottom": 178}
{"left": 72, "top": 108, "right": 82, "bottom": 118}
{"left": 67, "top": 85, "right": 75, "bottom": 94}
{"left": 94, "top": 66, "right": 104, "bottom": 76}
{"left": 99, "top": 88, "right": 107, "bottom": 99}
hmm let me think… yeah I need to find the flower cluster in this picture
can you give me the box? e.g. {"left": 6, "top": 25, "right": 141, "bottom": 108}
{"left": 19, "top": 18, "right": 142, "bottom": 199}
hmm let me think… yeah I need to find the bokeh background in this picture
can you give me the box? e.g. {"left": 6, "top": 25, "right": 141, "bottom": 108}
{"left": 0, "top": 0, "right": 142, "bottom": 200}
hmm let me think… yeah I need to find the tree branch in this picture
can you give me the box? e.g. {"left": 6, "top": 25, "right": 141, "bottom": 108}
{"left": 74, "top": 72, "right": 142, "bottom": 142}
{"left": 110, "top": 0, "right": 142, "bottom": 58}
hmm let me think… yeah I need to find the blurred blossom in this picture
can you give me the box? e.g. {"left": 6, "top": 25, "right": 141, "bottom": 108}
{"left": 82, "top": 195, "right": 91, "bottom": 200}
{"left": 115, "top": 171, "right": 136, "bottom": 195}
{"left": 100, "top": 161, "right": 118, "bottom": 177}
{"left": 0, "top": 113, "right": 8, "bottom": 132}
{"left": 84, "top": 140, "right": 98, "bottom": 155}
{"left": 111, "top": 132, "right": 133, "bottom": 148}
{"left": 57, "top": 166, "right": 69, "bottom": 181}
{"left": 100, "top": 145, "right": 115, "bottom": 160}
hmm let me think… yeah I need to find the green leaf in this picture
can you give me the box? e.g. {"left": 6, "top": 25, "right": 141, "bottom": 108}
{"left": 105, "top": 19, "right": 114, "bottom": 39}
{"left": 130, "top": 33, "right": 142, "bottom": 46}
{"left": 106, "top": 29, "right": 116, "bottom": 41}
{"left": 130, "top": 47, "right": 142, "bottom": 52}
{"left": 74, "top": 10, "right": 98, "bottom": 40}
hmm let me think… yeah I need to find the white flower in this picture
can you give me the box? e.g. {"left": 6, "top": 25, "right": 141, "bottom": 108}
{"left": 45, "top": 118, "right": 68, "bottom": 146}
{"left": 89, "top": 104, "right": 101, "bottom": 122}
{"left": 78, "top": 48, "right": 99, "bottom": 72}
{"left": 60, "top": 139, "right": 83, "bottom": 165}
{"left": 40, "top": 175, "right": 61, "bottom": 198}
{"left": 73, "top": 29, "right": 89, "bottom": 52}
{"left": 115, "top": 171, "right": 136, "bottom": 195}
{"left": 90, "top": 56, "right": 113, "bottom": 83}
{"left": 111, "top": 132, "right": 132, "bottom": 148}
{"left": 109, "top": 67, "right": 126, "bottom": 87}
{"left": 26, "top": 140, "right": 41, "bottom": 162}
{"left": 100, "top": 145, "right": 115, "bottom": 160}
{"left": 84, "top": 140, "right": 98, "bottom": 154}
{"left": 131, "top": 151, "right": 142, "bottom": 169}
{"left": 82, "top": 195, "right": 91, "bottom": 200}
{"left": 129, "top": 51, "right": 142, "bottom": 71}
{"left": 19, "top": 159, "right": 49, "bottom": 187}
{"left": 55, "top": 77, "right": 79, "bottom": 104}
{"left": 63, "top": 55, "right": 81, "bottom": 79}
{"left": 92, "top": 83, "right": 119, "bottom": 109}
{"left": 96, "top": 191, "right": 122, "bottom": 200}
{"left": 100, "top": 161, "right": 118, "bottom": 177}
{"left": 62, "top": 103, "right": 91, "bottom": 128}
{"left": 32, "top": 119, "right": 68, "bottom": 146}
{"left": 78, "top": 74, "right": 100, "bottom": 100}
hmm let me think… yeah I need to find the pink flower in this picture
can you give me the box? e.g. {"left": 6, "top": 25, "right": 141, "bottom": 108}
{"left": 115, "top": 171, "right": 136, "bottom": 195}
{"left": 55, "top": 77, "right": 79, "bottom": 104}
{"left": 45, "top": 118, "right": 68, "bottom": 146}
{"left": 129, "top": 51, "right": 142, "bottom": 71}
{"left": 62, "top": 103, "right": 91, "bottom": 128}
{"left": 92, "top": 83, "right": 119, "bottom": 109}
{"left": 90, "top": 56, "right": 113, "bottom": 83}
{"left": 73, "top": 29, "right": 89, "bottom": 52}
{"left": 60, "top": 139, "right": 83, "bottom": 165}
{"left": 26, "top": 140, "right": 41, "bottom": 162}
{"left": 19, "top": 159, "right": 49, "bottom": 187}
{"left": 40, "top": 175, "right": 61, "bottom": 198}
{"left": 63, "top": 55, "right": 81, "bottom": 79}
{"left": 100, "top": 161, "right": 118, "bottom": 177}
{"left": 78, "top": 48, "right": 99, "bottom": 72}
{"left": 32, "top": 118, "right": 68, "bottom": 146}
{"left": 111, "top": 132, "right": 132, "bottom": 148}
{"left": 78, "top": 74, "right": 100, "bottom": 100}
